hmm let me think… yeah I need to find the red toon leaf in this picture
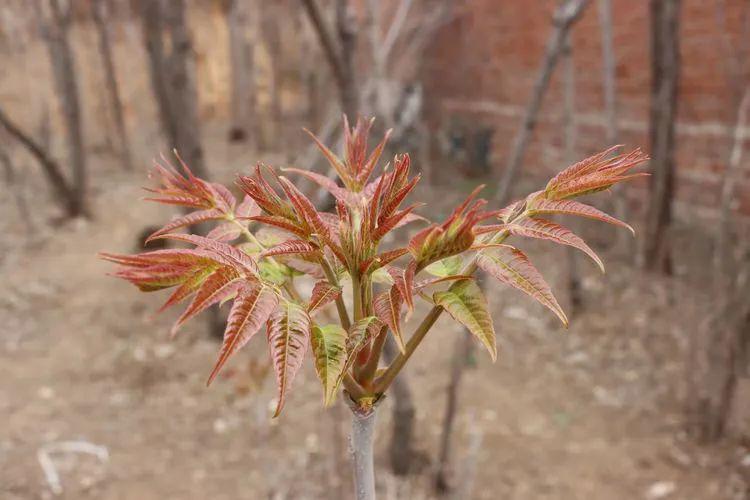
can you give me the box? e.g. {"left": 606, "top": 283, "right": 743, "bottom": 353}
{"left": 207, "top": 284, "right": 279, "bottom": 386}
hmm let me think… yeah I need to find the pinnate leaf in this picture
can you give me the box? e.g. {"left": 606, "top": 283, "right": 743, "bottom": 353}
{"left": 261, "top": 239, "right": 319, "bottom": 259}
{"left": 508, "top": 218, "right": 605, "bottom": 273}
{"left": 476, "top": 246, "right": 567, "bottom": 326}
{"left": 526, "top": 198, "right": 634, "bottom": 234}
{"left": 388, "top": 261, "right": 416, "bottom": 313}
{"left": 155, "top": 233, "right": 259, "bottom": 276}
{"left": 172, "top": 266, "right": 243, "bottom": 335}
{"left": 207, "top": 284, "right": 279, "bottom": 385}
{"left": 307, "top": 281, "right": 343, "bottom": 315}
{"left": 235, "top": 194, "right": 261, "bottom": 219}
{"left": 158, "top": 264, "right": 218, "bottom": 313}
{"left": 266, "top": 301, "right": 311, "bottom": 417}
{"left": 310, "top": 324, "right": 348, "bottom": 406}
{"left": 374, "top": 286, "right": 405, "bottom": 352}
{"left": 146, "top": 209, "right": 226, "bottom": 242}
{"left": 425, "top": 255, "right": 463, "bottom": 277}
{"left": 433, "top": 279, "right": 497, "bottom": 361}
{"left": 341, "top": 316, "right": 382, "bottom": 377}
{"left": 206, "top": 222, "right": 242, "bottom": 242}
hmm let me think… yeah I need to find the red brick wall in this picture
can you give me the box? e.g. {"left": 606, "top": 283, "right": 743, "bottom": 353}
{"left": 421, "top": 0, "right": 750, "bottom": 219}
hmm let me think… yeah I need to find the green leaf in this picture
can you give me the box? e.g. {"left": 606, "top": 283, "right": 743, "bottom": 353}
{"left": 434, "top": 279, "right": 497, "bottom": 361}
{"left": 476, "top": 245, "right": 567, "bottom": 326}
{"left": 371, "top": 266, "right": 394, "bottom": 285}
{"left": 258, "top": 259, "right": 294, "bottom": 285}
{"left": 267, "top": 301, "right": 311, "bottom": 417}
{"left": 310, "top": 324, "right": 348, "bottom": 406}
{"left": 425, "top": 255, "right": 463, "bottom": 277}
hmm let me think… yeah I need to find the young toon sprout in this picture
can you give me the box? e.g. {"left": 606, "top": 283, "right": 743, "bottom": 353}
{"left": 100, "top": 117, "right": 648, "bottom": 500}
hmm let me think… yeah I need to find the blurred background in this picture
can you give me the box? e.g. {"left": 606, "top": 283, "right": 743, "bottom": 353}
{"left": 1, "top": 0, "right": 749, "bottom": 498}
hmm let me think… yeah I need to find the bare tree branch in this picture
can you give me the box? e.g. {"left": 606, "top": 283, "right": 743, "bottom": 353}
{"left": 494, "top": 0, "right": 590, "bottom": 205}
{"left": 0, "top": 104, "right": 77, "bottom": 215}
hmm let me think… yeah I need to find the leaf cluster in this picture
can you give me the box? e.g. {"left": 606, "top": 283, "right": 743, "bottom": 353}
{"left": 101, "top": 118, "right": 648, "bottom": 414}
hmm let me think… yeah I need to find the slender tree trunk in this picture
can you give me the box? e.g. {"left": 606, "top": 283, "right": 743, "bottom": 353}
{"left": 335, "top": 0, "right": 357, "bottom": 121}
{"left": 261, "top": 1, "right": 284, "bottom": 148}
{"left": 687, "top": 252, "right": 750, "bottom": 441}
{"left": 562, "top": 29, "right": 584, "bottom": 313}
{"left": 140, "top": 0, "right": 218, "bottom": 336}
{"left": 0, "top": 146, "right": 34, "bottom": 230}
{"left": 640, "top": 0, "right": 681, "bottom": 273}
{"left": 494, "top": 0, "right": 589, "bottom": 205}
{"left": 382, "top": 338, "right": 416, "bottom": 476}
{"left": 140, "top": 0, "right": 207, "bottom": 178}
{"left": 301, "top": 0, "right": 359, "bottom": 121}
{"left": 435, "top": 328, "right": 473, "bottom": 493}
{"left": 38, "top": 0, "right": 88, "bottom": 217}
{"left": 349, "top": 407, "right": 377, "bottom": 500}
{"left": 714, "top": 87, "right": 750, "bottom": 280}
{"left": 0, "top": 104, "right": 77, "bottom": 215}
{"left": 92, "top": 0, "right": 132, "bottom": 171}
{"left": 226, "top": 0, "right": 257, "bottom": 144}
{"left": 597, "top": 0, "right": 630, "bottom": 254}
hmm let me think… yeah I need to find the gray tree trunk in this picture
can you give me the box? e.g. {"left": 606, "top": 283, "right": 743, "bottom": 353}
{"left": 140, "top": 0, "right": 207, "bottom": 178}
{"left": 0, "top": 146, "right": 34, "bottom": 230}
{"left": 140, "top": 0, "right": 220, "bottom": 336}
{"left": 640, "top": 0, "right": 681, "bottom": 273}
{"left": 597, "top": 0, "right": 630, "bottom": 254}
{"left": 687, "top": 251, "right": 750, "bottom": 441}
{"left": 261, "top": 1, "right": 284, "bottom": 148}
{"left": 382, "top": 338, "right": 416, "bottom": 476}
{"left": 92, "top": 0, "right": 133, "bottom": 171}
{"left": 435, "top": 329, "right": 473, "bottom": 493}
{"left": 38, "top": 0, "right": 88, "bottom": 217}
{"left": 714, "top": 87, "right": 750, "bottom": 280}
{"left": 226, "top": 0, "right": 257, "bottom": 144}
{"left": 562, "top": 29, "right": 583, "bottom": 314}
{"left": 349, "top": 407, "right": 377, "bottom": 500}
{"left": 301, "top": 0, "right": 359, "bottom": 121}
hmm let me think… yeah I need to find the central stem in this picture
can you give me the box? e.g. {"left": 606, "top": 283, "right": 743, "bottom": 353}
{"left": 350, "top": 408, "right": 377, "bottom": 500}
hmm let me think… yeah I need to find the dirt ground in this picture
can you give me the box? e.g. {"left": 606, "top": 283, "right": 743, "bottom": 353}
{"left": 2, "top": 134, "right": 750, "bottom": 500}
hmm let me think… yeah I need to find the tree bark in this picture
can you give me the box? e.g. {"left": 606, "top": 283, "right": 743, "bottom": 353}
{"left": 300, "top": 0, "right": 359, "bottom": 121}
{"left": 640, "top": 0, "right": 681, "bottom": 273}
{"left": 562, "top": 29, "right": 584, "bottom": 313}
{"left": 92, "top": 0, "right": 133, "bottom": 171}
{"left": 0, "top": 146, "right": 34, "bottom": 230}
{"left": 494, "top": 0, "right": 589, "bottom": 206}
{"left": 225, "top": 0, "right": 257, "bottom": 144}
{"left": 38, "top": 0, "right": 88, "bottom": 217}
{"left": 714, "top": 87, "right": 750, "bottom": 280}
{"left": 687, "top": 252, "right": 750, "bottom": 441}
{"left": 349, "top": 407, "right": 377, "bottom": 500}
{"left": 434, "top": 328, "right": 473, "bottom": 493}
{"left": 260, "top": 0, "right": 284, "bottom": 147}
{"left": 140, "top": 0, "right": 220, "bottom": 336}
{"left": 382, "top": 338, "right": 416, "bottom": 476}
{"left": 597, "top": 0, "right": 630, "bottom": 254}
{"left": 140, "top": 0, "right": 207, "bottom": 178}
